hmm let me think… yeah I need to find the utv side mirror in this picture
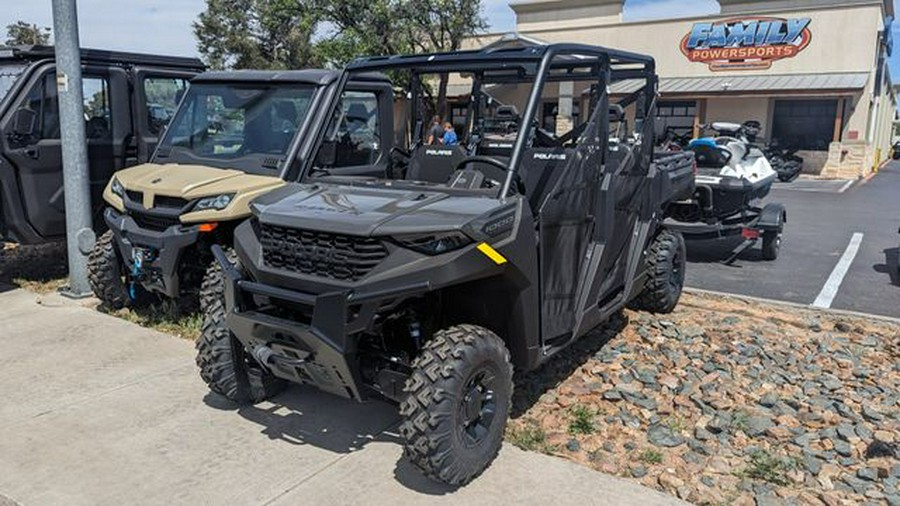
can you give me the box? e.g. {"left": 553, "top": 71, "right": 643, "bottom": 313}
{"left": 316, "top": 140, "right": 337, "bottom": 168}
{"left": 12, "top": 108, "right": 37, "bottom": 137}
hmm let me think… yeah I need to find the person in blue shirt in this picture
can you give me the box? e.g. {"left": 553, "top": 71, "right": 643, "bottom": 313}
{"left": 442, "top": 122, "right": 458, "bottom": 146}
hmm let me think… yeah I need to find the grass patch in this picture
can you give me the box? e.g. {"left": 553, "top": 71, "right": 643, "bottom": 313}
{"left": 639, "top": 448, "right": 663, "bottom": 465}
{"left": 568, "top": 405, "right": 596, "bottom": 435}
{"left": 731, "top": 410, "right": 750, "bottom": 433}
{"left": 736, "top": 450, "right": 794, "bottom": 486}
{"left": 105, "top": 302, "right": 203, "bottom": 341}
{"left": 664, "top": 415, "right": 688, "bottom": 433}
{"left": 13, "top": 277, "right": 67, "bottom": 294}
{"left": 507, "top": 421, "right": 557, "bottom": 454}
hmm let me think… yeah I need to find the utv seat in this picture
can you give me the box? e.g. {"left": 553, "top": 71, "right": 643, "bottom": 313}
{"left": 519, "top": 148, "right": 570, "bottom": 213}
{"left": 406, "top": 145, "right": 467, "bottom": 183}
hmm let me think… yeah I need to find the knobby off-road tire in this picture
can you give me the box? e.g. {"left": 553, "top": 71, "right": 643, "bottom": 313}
{"left": 198, "top": 247, "right": 236, "bottom": 315}
{"left": 399, "top": 324, "right": 514, "bottom": 486}
{"left": 628, "top": 228, "right": 686, "bottom": 314}
{"left": 87, "top": 230, "right": 130, "bottom": 309}
{"left": 195, "top": 253, "right": 285, "bottom": 404}
{"left": 761, "top": 231, "right": 781, "bottom": 261}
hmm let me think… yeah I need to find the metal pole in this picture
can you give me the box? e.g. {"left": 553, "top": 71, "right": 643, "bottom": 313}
{"left": 52, "top": 0, "right": 94, "bottom": 297}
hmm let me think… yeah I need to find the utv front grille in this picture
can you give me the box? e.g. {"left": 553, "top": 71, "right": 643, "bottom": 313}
{"left": 260, "top": 224, "right": 388, "bottom": 281}
{"left": 153, "top": 195, "right": 190, "bottom": 209}
{"left": 131, "top": 213, "right": 180, "bottom": 232}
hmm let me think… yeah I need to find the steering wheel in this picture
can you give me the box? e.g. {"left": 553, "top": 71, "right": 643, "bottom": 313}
{"left": 454, "top": 155, "right": 509, "bottom": 173}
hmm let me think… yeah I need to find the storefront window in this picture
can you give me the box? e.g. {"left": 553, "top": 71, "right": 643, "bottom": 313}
{"left": 772, "top": 99, "right": 837, "bottom": 151}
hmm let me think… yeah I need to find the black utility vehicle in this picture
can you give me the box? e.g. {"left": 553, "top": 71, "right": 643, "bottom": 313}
{"left": 198, "top": 44, "right": 694, "bottom": 485}
{"left": 0, "top": 45, "right": 203, "bottom": 248}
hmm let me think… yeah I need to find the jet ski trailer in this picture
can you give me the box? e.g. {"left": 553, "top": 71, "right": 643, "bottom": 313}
{"left": 667, "top": 122, "right": 786, "bottom": 264}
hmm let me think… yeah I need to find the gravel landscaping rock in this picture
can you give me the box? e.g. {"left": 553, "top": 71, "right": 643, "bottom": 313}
{"left": 508, "top": 292, "right": 900, "bottom": 505}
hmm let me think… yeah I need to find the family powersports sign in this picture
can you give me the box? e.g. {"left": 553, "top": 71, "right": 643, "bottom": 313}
{"left": 681, "top": 17, "right": 812, "bottom": 71}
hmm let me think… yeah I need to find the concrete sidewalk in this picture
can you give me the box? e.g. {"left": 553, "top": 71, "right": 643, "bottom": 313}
{"left": 0, "top": 286, "right": 686, "bottom": 506}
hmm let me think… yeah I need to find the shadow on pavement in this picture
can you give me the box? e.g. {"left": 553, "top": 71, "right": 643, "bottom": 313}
{"left": 0, "top": 242, "right": 68, "bottom": 294}
{"left": 205, "top": 386, "right": 401, "bottom": 453}
{"left": 204, "top": 386, "right": 468, "bottom": 495}
{"left": 683, "top": 236, "right": 763, "bottom": 265}
{"left": 874, "top": 247, "right": 900, "bottom": 286}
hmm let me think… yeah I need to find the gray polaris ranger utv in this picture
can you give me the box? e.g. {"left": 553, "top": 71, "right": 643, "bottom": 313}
{"left": 0, "top": 45, "right": 203, "bottom": 249}
{"left": 198, "top": 44, "right": 695, "bottom": 485}
{"left": 88, "top": 70, "right": 393, "bottom": 309}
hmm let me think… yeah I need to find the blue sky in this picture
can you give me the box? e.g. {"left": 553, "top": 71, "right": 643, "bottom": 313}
{"left": 4, "top": 0, "right": 900, "bottom": 78}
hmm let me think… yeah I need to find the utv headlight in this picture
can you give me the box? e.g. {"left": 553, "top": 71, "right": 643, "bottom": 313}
{"left": 194, "top": 194, "right": 235, "bottom": 211}
{"left": 110, "top": 177, "right": 125, "bottom": 198}
{"left": 394, "top": 231, "right": 473, "bottom": 255}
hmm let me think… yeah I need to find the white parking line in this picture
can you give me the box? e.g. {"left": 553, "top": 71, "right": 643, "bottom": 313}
{"left": 811, "top": 232, "right": 864, "bottom": 309}
{"left": 838, "top": 180, "right": 855, "bottom": 193}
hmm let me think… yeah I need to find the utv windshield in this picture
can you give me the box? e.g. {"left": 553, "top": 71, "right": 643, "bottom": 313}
{"left": 155, "top": 83, "right": 315, "bottom": 174}
{"left": 0, "top": 63, "right": 27, "bottom": 104}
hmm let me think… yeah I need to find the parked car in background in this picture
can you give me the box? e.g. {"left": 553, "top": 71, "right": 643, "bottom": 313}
{"left": 0, "top": 45, "right": 204, "bottom": 249}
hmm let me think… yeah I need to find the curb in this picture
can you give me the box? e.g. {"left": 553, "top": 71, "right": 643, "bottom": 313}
{"left": 683, "top": 287, "right": 900, "bottom": 325}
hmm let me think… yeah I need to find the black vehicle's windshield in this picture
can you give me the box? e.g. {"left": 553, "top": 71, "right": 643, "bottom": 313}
{"left": 156, "top": 83, "right": 315, "bottom": 174}
{"left": 0, "top": 63, "right": 27, "bottom": 104}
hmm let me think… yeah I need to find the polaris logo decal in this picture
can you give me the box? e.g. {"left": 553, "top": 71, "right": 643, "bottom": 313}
{"left": 533, "top": 152, "right": 567, "bottom": 161}
{"left": 681, "top": 17, "right": 812, "bottom": 71}
{"left": 425, "top": 149, "right": 453, "bottom": 157}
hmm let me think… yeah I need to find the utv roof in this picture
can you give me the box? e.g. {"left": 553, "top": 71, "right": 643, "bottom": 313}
{"left": 346, "top": 43, "right": 654, "bottom": 73}
{"left": 196, "top": 69, "right": 390, "bottom": 86}
{"left": 0, "top": 45, "right": 204, "bottom": 70}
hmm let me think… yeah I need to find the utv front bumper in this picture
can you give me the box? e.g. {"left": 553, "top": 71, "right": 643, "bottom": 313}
{"left": 213, "top": 246, "right": 430, "bottom": 401}
{"left": 104, "top": 208, "right": 200, "bottom": 297}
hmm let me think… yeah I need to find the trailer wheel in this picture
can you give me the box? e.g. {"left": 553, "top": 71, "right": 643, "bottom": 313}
{"left": 199, "top": 247, "right": 236, "bottom": 315}
{"left": 628, "top": 228, "right": 686, "bottom": 314}
{"left": 762, "top": 231, "right": 781, "bottom": 261}
{"left": 196, "top": 297, "right": 285, "bottom": 404}
{"left": 88, "top": 231, "right": 132, "bottom": 309}
{"left": 399, "top": 324, "right": 513, "bottom": 486}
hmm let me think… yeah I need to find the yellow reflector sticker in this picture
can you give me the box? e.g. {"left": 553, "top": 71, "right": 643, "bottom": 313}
{"left": 477, "top": 243, "right": 508, "bottom": 265}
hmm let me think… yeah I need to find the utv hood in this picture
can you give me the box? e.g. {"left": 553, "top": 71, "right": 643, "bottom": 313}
{"left": 251, "top": 183, "right": 507, "bottom": 237}
{"left": 113, "top": 163, "right": 283, "bottom": 199}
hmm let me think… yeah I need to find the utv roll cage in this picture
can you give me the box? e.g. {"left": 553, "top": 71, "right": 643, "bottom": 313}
{"left": 314, "top": 43, "right": 659, "bottom": 198}
{"left": 0, "top": 45, "right": 204, "bottom": 70}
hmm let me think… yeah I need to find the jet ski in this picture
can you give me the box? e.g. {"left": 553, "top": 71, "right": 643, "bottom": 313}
{"left": 674, "top": 121, "right": 778, "bottom": 222}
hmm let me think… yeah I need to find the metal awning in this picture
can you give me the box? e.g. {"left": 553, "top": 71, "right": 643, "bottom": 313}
{"left": 610, "top": 72, "right": 870, "bottom": 95}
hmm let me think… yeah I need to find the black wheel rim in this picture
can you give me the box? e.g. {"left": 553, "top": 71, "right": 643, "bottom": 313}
{"left": 457, "top": 366, "right": 498, "bottom": 447}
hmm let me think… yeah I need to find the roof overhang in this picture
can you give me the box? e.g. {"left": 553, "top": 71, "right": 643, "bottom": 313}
{"left": 611, "top": 72, "right": 870, "bottom": 96}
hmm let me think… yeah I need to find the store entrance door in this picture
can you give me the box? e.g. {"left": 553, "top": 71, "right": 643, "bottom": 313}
{"left": 772, "top": 99, "right": 838, "bottom": 151}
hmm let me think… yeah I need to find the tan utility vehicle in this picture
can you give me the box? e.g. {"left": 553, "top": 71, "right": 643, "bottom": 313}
{"left": 88, "top": 69, "right": 390, "bottom": 309}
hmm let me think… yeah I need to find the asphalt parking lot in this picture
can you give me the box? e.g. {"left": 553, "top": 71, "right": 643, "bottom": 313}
{"left": 683, "top": 163, "right": 900, "bottom": 319}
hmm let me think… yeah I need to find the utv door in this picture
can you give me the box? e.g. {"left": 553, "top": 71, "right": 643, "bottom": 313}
{"left": 535, "top": 97, "right": 642, "bottom": 345}
{"left": 1, "top": 64, "right": 130, "bottom": 240}
{"left": 313, "top": 82, "right": 394, "bottom": 177}
{"left": 131, "top": 69, "right": 192, "bottom": 163}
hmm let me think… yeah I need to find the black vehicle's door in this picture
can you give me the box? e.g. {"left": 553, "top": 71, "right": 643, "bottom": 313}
{"left": 132, "top": 68, "right": 193, "bottom": 163}
{"left": 1, "top": 64, "right": 125, "bottom": 239}
{"left": 535, "top": 100, "right": 642, "bottom": 345}
{"left": 313, "top": 82, "right": 394, "bottom": 177}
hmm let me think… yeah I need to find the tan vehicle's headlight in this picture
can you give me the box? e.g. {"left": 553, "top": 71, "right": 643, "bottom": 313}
{"left": 194, "top": 194, "right": 235, "bottom": 211}
{"left": 110, "top": 177, "right": 125, "bottom": 198}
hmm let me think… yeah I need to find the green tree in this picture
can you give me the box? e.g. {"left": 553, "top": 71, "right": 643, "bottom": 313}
{"left": 5, "top": 21, "right": 51, "bottom": 46}
{"left": 194, "top": 0, "right": 321, "bottom": 70}
{"left": 320, "top": 0, "right": 487, "bottom": 114}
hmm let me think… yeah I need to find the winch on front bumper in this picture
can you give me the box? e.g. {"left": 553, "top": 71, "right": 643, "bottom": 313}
{"left": 213, "top": 246, "right": 431, "bottom": 401}
{"left": 104, "top": 207, "right": 200, "bottom": 298}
